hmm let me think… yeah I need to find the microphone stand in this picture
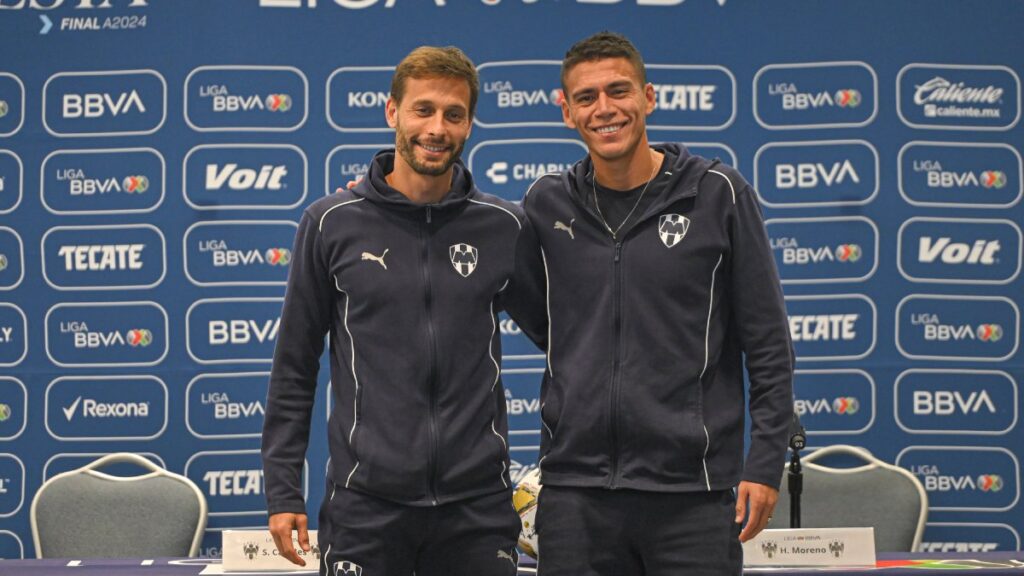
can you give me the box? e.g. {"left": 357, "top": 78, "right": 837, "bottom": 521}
{"left": 788, "top": 419, "right": 806, "bottom": 529}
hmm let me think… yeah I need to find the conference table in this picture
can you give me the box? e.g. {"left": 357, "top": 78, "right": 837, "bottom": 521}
{"left": 0, "top": 554, "right": 1022, "bottom": 575}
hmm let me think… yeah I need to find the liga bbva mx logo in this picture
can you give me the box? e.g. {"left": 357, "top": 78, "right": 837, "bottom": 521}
{"left": 450, "top": 243, "right": 478, "bottom": 277}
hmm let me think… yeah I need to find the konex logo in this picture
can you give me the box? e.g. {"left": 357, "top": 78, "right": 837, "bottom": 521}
{"left": 126, "top": 328, "right": 152, "bottom": 347}
{"left": 977, "top": 324, "right": 1003, "bottom": 342}
{"left": 833, "top": 396, "right": 860, "bottom": 414}
{"left": 978, "top": 474, "right": 1004, "bottom": 492}
{"left": 835, "top": 89, "right": 862, "bottom": 108}
{"left": 265, "top": 248, "right": 290, "bottom": 266}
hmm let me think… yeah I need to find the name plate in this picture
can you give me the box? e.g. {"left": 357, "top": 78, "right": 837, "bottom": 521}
{"left": 743, "top": 527, "right": 876, "bottom": 567}
{"left": 222, "top": 529, "right": 320, "bottom": 572}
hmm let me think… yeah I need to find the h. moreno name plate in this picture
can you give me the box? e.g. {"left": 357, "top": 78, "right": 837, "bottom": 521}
{"left": 743, "top": 527, "right": 876, "bottom": 568}
{"left": 219, "top": 529, "right": 320, "bottom": 573}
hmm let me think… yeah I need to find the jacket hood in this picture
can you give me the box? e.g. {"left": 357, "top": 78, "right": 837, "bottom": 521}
{"left": 353, "top": 148, "right": 476, "bottom": 211}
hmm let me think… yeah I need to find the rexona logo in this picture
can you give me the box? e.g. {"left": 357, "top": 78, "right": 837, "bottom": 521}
{"left": 0, "top": 228, "right": 24, "bottom": 291}
{"left": 898, "top": 64, "right": 1021, "bottom": 130}
{"left": 895, "top": 370, "right": 1017, "bottom": 435}
{"left": 184, "top": 144, "right": 307, "bottom": 210}
{"left": 185, "top": 451, "right": 302, "bottom": 516}
{"left": 467, "top": 139, "right": 586, "bottom": 202}
{"left": 898, "top": 142, "right": 1022, "bottom": 208}
{"left": 497, "top": 311, "right": 545, "bottom": 361}
{"left": 0, "top": 305, "right": 27, "bottom": 367}
{"left": 187, "top": 298, "right": 283, "bottom": 364}
{"left": 896, "top": 295, "right": 1019, "bottom": 362}
{"left": 502, "top": 368, "right": 545, "bottom": 434}
{"left": 0, "top": 150, "right": 24, "bottom": 214}
{"left": 898, "top": 218, "right": 1021, "bottom": 284}
{"left": 327, "top": 67, "right": 394, "bottom": 132}
{"left": 766, "top": 217, "right": 878, "bottom": 284}
{"left": 185, "top": 221, "right": 297, "bottom": 287}
{"left": 754, "top": 141, "right": 878, "bottom": 207}
{"left": 45, "top": 376, "right": 166, "bottom": 441}
{"left": 45, "top": 301, "right": 167, "bottom": 367}
{"left": 185, "top": 66, "right": 308, "bottom": 132}
{"left": 42, "top": 224, "right": 166, "bottom": 290}
{"left": 325, "top": 144, "right": 388, "bottom": 196}
{"left": 43, "top": 70, "right": 166, "bottom": 137}
{"left": 792, "top": 370, "right": 874, "bottom": 434}
{"left": 475, "top": 62, "right": 563, "bottom": 128}
{"left": 41, "top": 148, "right": 164, "bottom": 215}
{"left": 754, "top": 62, "right": 877, "bottom": 129}
{"left": 785, "top": 295, "right": 876, "bottom": 361}
{"left": 897, "top": 447, "right": 1019, "bottom": 511}
{"left": 645, "top": 65, "right": 735, "bottom": 130}
{"left": 187, "top": 373, "right": 269, "bottom": 439}
{"left": 920, "top": 524, "right": 1020, "bottom": 553}
{"left": 0, "top": 74, "right": 24, "bottom": 137}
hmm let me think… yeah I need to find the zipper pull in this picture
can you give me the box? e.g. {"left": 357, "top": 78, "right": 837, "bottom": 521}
{"left": 614, "top": 242, "right": 622, "bottom": 263}
{"left": 426, "top": 207, "right": 432, "bottom": 223}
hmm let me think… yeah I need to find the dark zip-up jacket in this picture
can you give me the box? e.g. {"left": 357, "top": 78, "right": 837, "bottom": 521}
{"left": 522, "top": 143, "right": 794, "bottom": 493}
{"left": 262, "top": 150, "right": 545, "bottom": 514}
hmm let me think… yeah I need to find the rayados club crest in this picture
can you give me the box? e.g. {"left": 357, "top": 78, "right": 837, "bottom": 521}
{"left": 450, "top": 243, "right": 479, "bottom": 277}
{"left": 658, "top": 214, "right": 690, "bottom": 248}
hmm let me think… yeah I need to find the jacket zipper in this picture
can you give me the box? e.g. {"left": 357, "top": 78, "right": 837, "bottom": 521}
{"left": 422, "top": 206, "right": 440, "bottom": 505}
{"left": 608, "top": 240, "right": 624, "bottom": 488}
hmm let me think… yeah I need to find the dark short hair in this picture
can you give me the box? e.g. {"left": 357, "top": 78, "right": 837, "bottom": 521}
{"left": 391, "top": 46, "right": 479, "bottom": 118}
{"left": 561, "top": 31, "right": 646, "bottom": 92}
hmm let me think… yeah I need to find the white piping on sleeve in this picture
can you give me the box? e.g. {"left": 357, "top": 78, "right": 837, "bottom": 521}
{"left": 707, "top": 169, "right": 736, "bottom": 205}
{"left": 698, "top": 253, "right": 724, "bottom": 491}
{"left": 541, "top": 248, "right": 553, "bottom": 377}
{"left": 334, "top": 275, "right": 361, "bottom": 488}
{"left": 468, "top": 197, "right": 522, "bottom": 229}
{"left": 488, "top": 301, "right": 510, "bottom": 489}
{"left": 319, "top": 197, "right": 365, "bottom": 232}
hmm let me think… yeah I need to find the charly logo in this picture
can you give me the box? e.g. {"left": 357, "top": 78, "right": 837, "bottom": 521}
{"left": 899, "top": 142, "right": 1023, "bottom": 209}
{"left": 754, "top": 62, "right": 878, "bottom": 129}
{"left": 754, "top": 140, "right": 879, "bottom": 207}
{"left": 185, "top": 221, "right": 297, "bottom": 287}
{"left": 45, "top": 302, "right": 167, "bottom": 368}
{"left": 185, "top": 66, "right": 308, "bottom": 132}
{"left": 450, "top": 244, "right": 479, "bottom": 277}
{"left": 184, "top": 144, "right": 307, "bottom": 210}
{"left": 896, "top": 295, "right": 1019, "bottom": 362}
{"left": 897, "top": 447, "right": 1019, "bottom": 511}
{"left": 767, "top": 217, "right": 878, "bottom": 284}
{"left": 43, "top": 70, "right": 166, "bottom": 137}
{"left": 646, "top": 64, "right": 736, "bottom": 130}
{"left": 658, "top": 214, "right": 690, "bottom": 248}
{"left": 42, "top": 224, "right": 166, "bottom": 290}
{"left": 467, "top": 139, "right": 585, "bottom": 202}
{"left": 898, "top": 218, "right": 1021, "bottom": 285}
{"left": 327, "top": 67, "right": 394, "bottom": 132}
{"left": 898, "top": 64, "right": 1021, "bottom": 130}
{"left": 41, "top": 148, "right": 165, "bottom": 215}
{"left": 475, "top": 62, "right": 563, "bottom": 128}
{"left": 895, "top": 369, "right": 1017, "bottom": 436}
{"left": 45, "top": 376, "right": 167, "bottom": 441}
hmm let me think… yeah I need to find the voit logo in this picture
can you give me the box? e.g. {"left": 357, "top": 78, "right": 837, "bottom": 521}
{"left": 645, "top": 65, "right": 735, "bottom": 130}
{"left": 509, "top": 459, "right": 539, "bottom": 485}
{"left": 898, "top": 64, "right": 1021, "bottom": 130}
{"left": 766, "top": 217, "right": 878, "bottom": 284}
{"left": 476, "top": 62, "right": 563, "bottom": 128}
{"left": 187, "top": 298, "right": 283, "bottom": 364}
{"left": 187, "top": 373, "right": 268, "bottom": 439}
{"left": 45, "top": 301, "right": 168, "bottom": 367}
{"left": 327, "top": 67, "right": 394, "bottom": 132}
{"left": 41, "top": 148, "right": 165, "bottom": 215}
{"left": 899, "top": 218, "right": 1021, "bottom": 284}
{"left": 186, "top": 66, "right": 308, "bottom": 132}
{"left": 184, "top": 144, "right": 307, "bottom": 211}
{"left": 899, "top": 142, "right": 1023, "bottom": 208}
{"left": 44, "top": 70, "right": 166, "bottom": 137}
{"left": 754, "top": 62, "right": 878, "bottom": 129}
{"left": 755, "top": 140, "right": 879, "bottom": 207}
{"left": 793, "top": 370, "right": 874, "bottom": 434}
{"left": 45, "top": 376, "right": 167, "bottom": 441}
{"left": 468, "top": 139, "right": 586, "bottom": 202}
{"left": 186, "top": 450, "right": 302, "bottom": 516}
{"left": 43, "top": 224, "right": 166, "bottom": 290}
{"left": 897, "top": 295, "right": 1019, "bottom": 362}
{"left": 897, "top": 447, "right": 1019, "bottom": 511}
{"left": 785, "top": 295, "right": 876, "bottom": 361}
{"left": 185, "top": 221, "right": 297, "bottom": 287}
{"left": 895, "top": 370, "right": 1017, "bottom": 435}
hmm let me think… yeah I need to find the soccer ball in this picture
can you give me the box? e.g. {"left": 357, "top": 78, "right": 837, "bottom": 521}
{"left": 512, "top": 468, "right": 542, "bottom": 558}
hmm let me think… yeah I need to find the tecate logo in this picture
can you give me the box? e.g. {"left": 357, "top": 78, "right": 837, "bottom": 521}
{"left": 58, "top": 244, "right": 144, "bottom": 271}
{"left": 789, "top": 314, "right": 858, "bottom": 342}
{"left": 652, "top": 84, "right": 715, "bottom": 111}
{"left": 203, "top": 469, "right": 263, "bottom": 496}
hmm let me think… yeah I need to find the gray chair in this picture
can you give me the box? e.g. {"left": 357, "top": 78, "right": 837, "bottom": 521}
{"left": 30, "top": 453, "right": 207, "bottom": 558}
{"left": 767, "top": 445, "right": 927, "bottom": 552}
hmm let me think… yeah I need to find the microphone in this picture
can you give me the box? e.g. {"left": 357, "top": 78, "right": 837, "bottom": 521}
{"left": 789, "top": 411, "right": 806, "bottom": 451}
{"left": 787, "top": 408, "right": 805, "bottom": 528}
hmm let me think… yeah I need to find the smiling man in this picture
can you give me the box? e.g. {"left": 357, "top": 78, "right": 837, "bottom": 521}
{"left": 522, "top": 32, "right": 795, "bottom": 575}
{"left": 261, "top": 46, "right": 544, "bottom": 576}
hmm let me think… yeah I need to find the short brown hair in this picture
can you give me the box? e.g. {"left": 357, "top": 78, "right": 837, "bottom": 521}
{"left": 561, "top": 32, "right": 646, "bottom": 92}
{"left": 391, "top": 46, "right": 479, "bottom": 118}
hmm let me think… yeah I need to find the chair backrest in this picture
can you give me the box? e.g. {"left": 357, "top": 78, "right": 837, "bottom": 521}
{"left": 768, "top": 445, "right": 928, "bottom": 552}
{"left": 30, "top": 453, "right": 207, "bottom": 558}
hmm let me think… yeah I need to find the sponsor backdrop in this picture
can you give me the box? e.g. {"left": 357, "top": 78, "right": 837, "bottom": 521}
{"left": 0, "top": 0, "right": 1021, "bottom": 559}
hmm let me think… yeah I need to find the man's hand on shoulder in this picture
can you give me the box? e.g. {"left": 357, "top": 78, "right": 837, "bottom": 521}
{"left": 268, "top": 512, "right": 311, "bottom": 566}
{"left": 735, "top": 480, "right": 778, "bottom": 543}
{"left": 335, "top": 177, "right": 363, "bottom": 194}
